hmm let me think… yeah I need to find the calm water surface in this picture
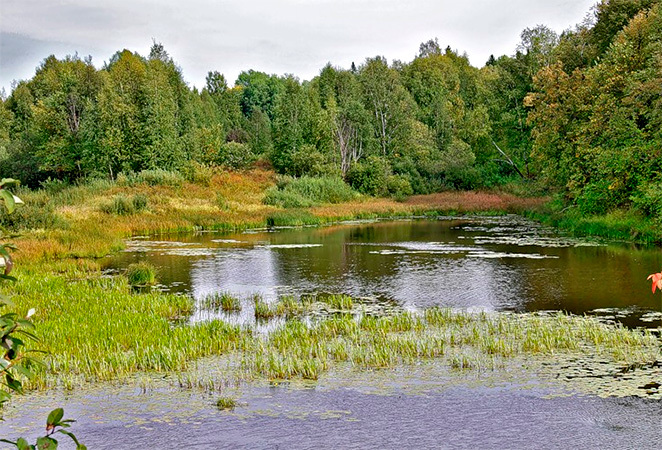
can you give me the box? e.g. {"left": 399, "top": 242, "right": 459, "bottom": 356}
{"left": 106, "top": 216, "right": 662, "bottom": 327}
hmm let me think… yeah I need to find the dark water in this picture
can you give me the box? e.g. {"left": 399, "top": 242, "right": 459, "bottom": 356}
{"left": 105, "top": 216, "right": 662, "bottom": 327}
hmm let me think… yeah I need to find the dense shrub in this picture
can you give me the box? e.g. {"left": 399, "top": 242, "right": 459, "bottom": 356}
{"left": 0, "top": 199, "right": 67, "bottom": 231}
{"left": 116, "top": 170, "right": 184, "bottom": 187}
{"left": 217, "top": 142, "right": 257, "bottom": 170}
{"left": 182, "top": 162, "right": 214, "bottom": 186}
{"left": 101, "top": 194, "right": 149, "bottom": 215}
{"left": 263, "top": 176, "right": 356, "bottom": 208}
{"left": 346, "top": 156, "right": 390, "bottom": 196}
{"left": 575, "top": 180, "right": 622, "bottom": 216}
{"left": 631, "top": 181, "right": 662, "bottom": 220}
{"left": 386, "top": 175, "right": 414, "bottom": 200}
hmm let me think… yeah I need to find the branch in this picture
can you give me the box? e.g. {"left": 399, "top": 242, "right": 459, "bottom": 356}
{"left": 491, "top": 139, "right": 525, "bottom": 179}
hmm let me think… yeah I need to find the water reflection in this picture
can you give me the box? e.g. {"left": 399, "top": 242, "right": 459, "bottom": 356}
{"left": 105, "top": 216, "right": 662, "bottom": 327}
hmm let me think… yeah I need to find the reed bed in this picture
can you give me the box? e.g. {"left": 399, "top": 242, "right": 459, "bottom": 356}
{"left": 242, "top": 309, "right": 661, "bottom": 381}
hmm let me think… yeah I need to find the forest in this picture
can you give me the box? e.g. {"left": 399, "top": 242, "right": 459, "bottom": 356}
{"left": 1, "top": 0, "right": 662, "bottom": 220}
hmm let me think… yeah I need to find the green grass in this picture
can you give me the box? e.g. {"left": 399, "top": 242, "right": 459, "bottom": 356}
{"left": 263, "top": 176, "right": 357, "bottom": 208}
{"left": 126, "top": 262, "right": 157, "bottom": 287}
{"left": 2, "top": 267, "right": 249, "bottom": 389}
{"left": 526, "top": 205, "right": 661, "bottom": 244}
{"left": 253, "top": 295, "right": 277, "bottom": 321}
{"left": 2, "top": 266, "right": 658, "bottom": 392}
{"left": 266, "top": 210, "right": 321, "bottom": 227}
{"left": 201, "top": 292, "right": 242, "bottom": 312}
{"left": 242, "top": 308, "right": 660, "bottom": 381}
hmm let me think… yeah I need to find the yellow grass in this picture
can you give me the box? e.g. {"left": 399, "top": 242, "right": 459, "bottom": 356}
{"left": 11, "top": 169, "right": 547, "bottom": 264}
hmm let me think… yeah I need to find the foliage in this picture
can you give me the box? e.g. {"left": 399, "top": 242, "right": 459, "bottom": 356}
{"left": 116, "top": 169, "right": 184, "bottom": 187}
{"left": 263, "top": 176, "right": 356, "bottom": 208}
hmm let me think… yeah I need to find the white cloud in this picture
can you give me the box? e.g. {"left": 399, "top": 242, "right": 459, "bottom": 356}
{"left": 0, "top": 0, "right": 596, "bottom": 91}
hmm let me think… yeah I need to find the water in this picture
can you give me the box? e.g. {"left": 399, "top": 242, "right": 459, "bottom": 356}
{"left": 106, "top": 216, "right": 662, "bottom": 327}
{"left": 3, "top": 365, "right": 662, "bottom": 449}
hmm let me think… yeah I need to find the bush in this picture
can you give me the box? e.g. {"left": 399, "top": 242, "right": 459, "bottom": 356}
{"left": 182, "top": 162, "right": 213, "bottom": 186}
{"left": 263, "top": 176, "right": 356, "bottom": 208}
{"left": 217, "top": 142, "right": 256, "bottom": 170}
{"left": 39, "top": 177, "right": 70, "bottom": 194}
{"left": 126, "top": 262, "right": 157, "bottom": 287}
{"left": 386, "top": 175, "right": 413, "bottom": 201}
{"left": 117, "top": 169, "right": 184, "bottom": 187}
{"left": 575, "top": 180, "right": 621, "bottom": 216}
{"left": 346, "top": 156, "right": 390, "bottom": 196}
{"left": 442, "top": 166, "right": 481, "bottom": 190}
{"left": 631, "top": 181, "right": 662, "bottom": 219}
{"left": 101, "top": 194, "right": 149, "bottom": 215}
{"left": 0, "top": 199, "right": 67, "bottom": 231}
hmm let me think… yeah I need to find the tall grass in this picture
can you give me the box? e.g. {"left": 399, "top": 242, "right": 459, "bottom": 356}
{"left": 263, "top": 176, "right": 357, "bottom": 208}
{"left": 4, "top": 268, "right": 249, "bottom": 388}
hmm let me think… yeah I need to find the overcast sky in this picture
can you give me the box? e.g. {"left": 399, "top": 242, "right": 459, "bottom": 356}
{"left": 1, "top": 0, "right": 596, "bottom": 93}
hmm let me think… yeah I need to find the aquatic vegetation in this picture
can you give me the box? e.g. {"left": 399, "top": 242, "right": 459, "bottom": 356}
{"left": 201, "top": 292, "right": 242, "bottom": 312}
{"left": 216, "top": 396, "right": 238, "bottom": 411}
{"left": 240, "top": 308, "right": 661, "bottom": 387}
{"left": 126, "top": 262, "right": 157, "bottom": 287}
{"left": 318, "top": 294, "right": 353, "bottom": 311}
{"left": 253, "top": 295, "right": 277, "bottom": 321}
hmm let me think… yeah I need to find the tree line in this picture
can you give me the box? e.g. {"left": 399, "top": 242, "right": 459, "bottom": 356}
{"left": 1, "top": 0, "right": 661, "bottom": 217}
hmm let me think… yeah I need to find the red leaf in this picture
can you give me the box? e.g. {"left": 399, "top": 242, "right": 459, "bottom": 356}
{"left": 647, "top": 272, "right": 662, "bottom": 293}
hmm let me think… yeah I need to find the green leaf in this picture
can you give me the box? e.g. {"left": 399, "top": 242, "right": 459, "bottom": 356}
{"left": 47, "top": 408, "right": 64, "bottom": 427}
{"left": 16, "top": 437, "right": 32, "bottom": 450}
{"left": 16, "top": 319, "right": 36, "bottom": 331}
{"left": 36, "top": 436, "right": 57, "bottom": 449}
{"left": 0, "top": 189, "right": 16, "bottom": 214}
{"left": 6, "top": 373, "right": 23, "bottom": 394}
{"left": 13, "top": 363, "right": 32, "bottom": 379}
{"left": 0, "top": 178, "right": 19, "bottom": 188}
{"left": 57, "top": 429, "right": 84, "bottom": 448}
{"left": 0, "top": 390, "right": 11, "bottom": 403}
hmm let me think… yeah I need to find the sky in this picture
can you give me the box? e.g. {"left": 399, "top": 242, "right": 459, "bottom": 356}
{"left": 0, "top": 0, "right": 597, "bottom": 93}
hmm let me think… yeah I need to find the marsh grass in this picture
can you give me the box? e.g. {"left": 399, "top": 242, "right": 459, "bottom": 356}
{"left": 263, "top": 176, "right": 357, "bottom": 208}
{"left": 253, "top": 295, "right": 277, "bottom": 321}
{"left": 242, "top": 308, "right": 661, "bottom": 382}
{"left": 216, "top": 396, "right": 238, "bottom": 410}
{"left": 126, "top": 262, "right": 157, "bottom": 287}
{"left": 201, "top": 292, "right": 242, "bottom": 312}
{"left": 1, "top": 268, "right": 250, "bottom": 389}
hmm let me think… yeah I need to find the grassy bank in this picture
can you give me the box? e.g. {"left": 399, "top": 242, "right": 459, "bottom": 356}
{"left": 6, "top": 169, "right": 547, "bottom": 263}
{"left": 525, "top": 204, "right": 662, "bottom": 245}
